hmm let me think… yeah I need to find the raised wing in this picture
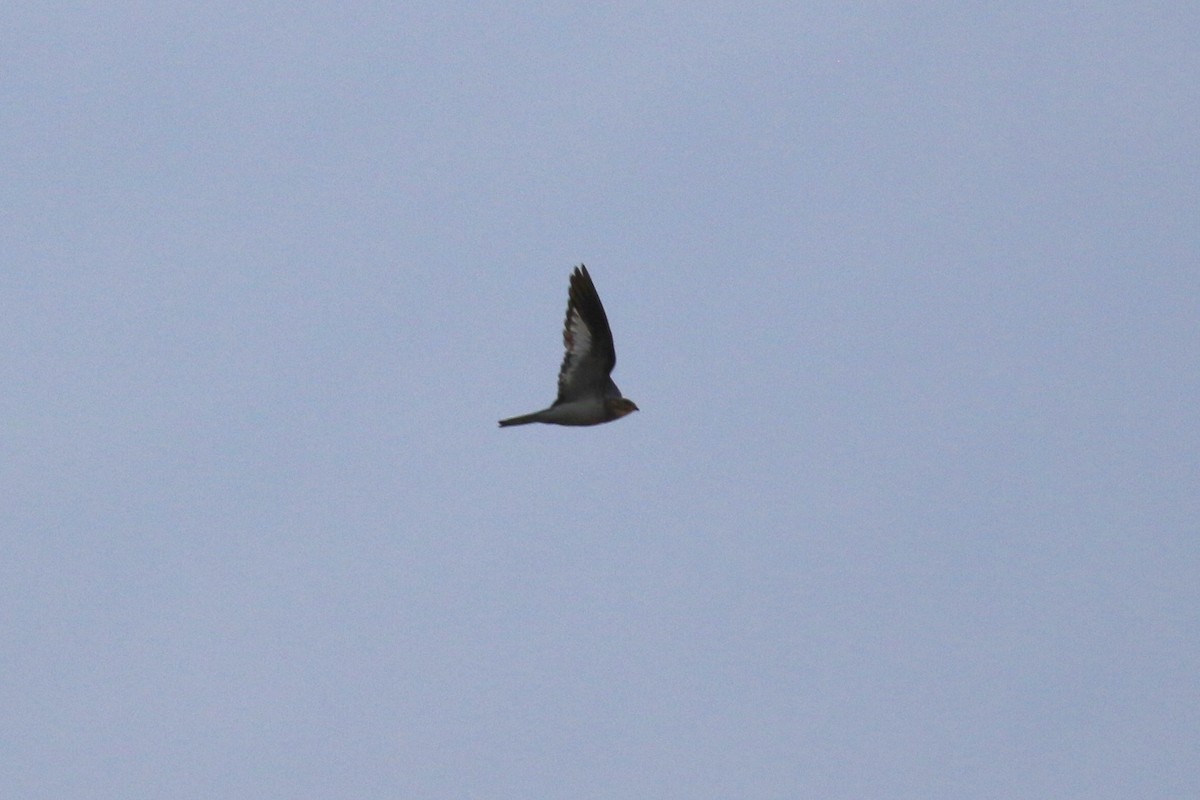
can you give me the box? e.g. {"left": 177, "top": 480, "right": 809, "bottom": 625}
{"left": 554, "top": 265, "right": 618, "bottom": 404}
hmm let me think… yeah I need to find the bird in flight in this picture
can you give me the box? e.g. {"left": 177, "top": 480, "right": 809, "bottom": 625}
{"left": 499, "top": 265, "right": 639, "bottom": 427}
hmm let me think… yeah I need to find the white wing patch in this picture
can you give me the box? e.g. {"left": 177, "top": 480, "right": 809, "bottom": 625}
{"left": 558, "top": 305, "right": 594, "bottom": 392}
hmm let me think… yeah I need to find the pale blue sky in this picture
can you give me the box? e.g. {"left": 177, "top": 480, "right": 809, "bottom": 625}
{"left": 3, "top": 4, "right": 1197, "bottom": 798}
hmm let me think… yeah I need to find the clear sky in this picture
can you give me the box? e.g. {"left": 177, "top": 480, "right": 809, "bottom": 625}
{"left": 3, "top": 4, "right": 1197, "bottom": 798}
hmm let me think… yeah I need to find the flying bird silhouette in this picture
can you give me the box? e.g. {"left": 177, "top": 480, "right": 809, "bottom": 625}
{"left": 499, "top": 265, "right": 639, "bottom": 427}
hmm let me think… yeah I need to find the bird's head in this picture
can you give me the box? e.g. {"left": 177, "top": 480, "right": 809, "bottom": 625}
{"left": 608, "top": 397, "right": 639, "bottom": 419}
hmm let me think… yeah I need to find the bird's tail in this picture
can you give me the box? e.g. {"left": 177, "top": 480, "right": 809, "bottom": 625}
{"left": 498, "top": 412, "right": 543, "bottom": 427}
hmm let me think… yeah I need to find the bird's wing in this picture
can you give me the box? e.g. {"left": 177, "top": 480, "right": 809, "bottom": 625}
{"left": 554, "top": 265, "right": 618, "bottom": 405}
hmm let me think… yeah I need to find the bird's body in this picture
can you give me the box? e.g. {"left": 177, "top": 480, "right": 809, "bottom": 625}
{"left": 498, "top": 396, "right": 612, "bottom": 428}
{"left": 499, "top": 265, "right": 638, "bottom": 428}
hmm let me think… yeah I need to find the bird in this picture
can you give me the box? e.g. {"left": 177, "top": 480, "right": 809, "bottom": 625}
{"left": 499, "top": 265, "right": 639, "bottom": 427}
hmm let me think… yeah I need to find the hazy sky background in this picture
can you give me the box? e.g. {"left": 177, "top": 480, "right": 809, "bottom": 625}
{"left": 3, "top": 4, "right": 1197, "bottom": 798}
